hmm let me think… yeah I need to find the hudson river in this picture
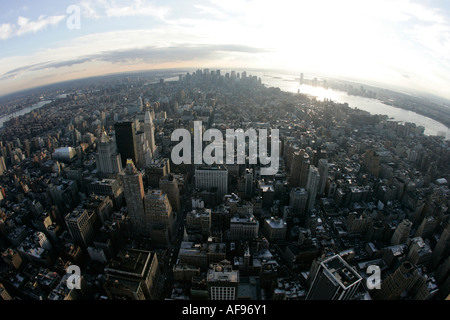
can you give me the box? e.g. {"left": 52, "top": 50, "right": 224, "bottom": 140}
{"left": 257, "top": 71, "right": 450, "bottom": 140}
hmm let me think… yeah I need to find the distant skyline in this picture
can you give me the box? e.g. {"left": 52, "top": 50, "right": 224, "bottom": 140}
{"left": 1, "top": 0, "right": 450, "bottom": 100}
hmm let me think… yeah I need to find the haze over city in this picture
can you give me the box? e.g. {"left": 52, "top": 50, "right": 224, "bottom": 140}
{"left": 1, "top": 0, "right": 450, "bottom": 100}
{"left": 1, "top": 0, "right": 450, "bottom": 307}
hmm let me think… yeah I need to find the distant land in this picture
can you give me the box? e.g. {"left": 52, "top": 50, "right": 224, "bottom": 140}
{"left": 1, "top": 68, "right": 450, "bottom": 129}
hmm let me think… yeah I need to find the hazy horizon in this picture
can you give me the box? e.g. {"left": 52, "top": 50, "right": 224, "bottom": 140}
{"left": 1, "top": 1, "right": 450, "bottom": 101}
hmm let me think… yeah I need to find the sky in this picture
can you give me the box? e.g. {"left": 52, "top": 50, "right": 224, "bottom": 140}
{"left": 1, "top": 0, "right": 450, "bottom": 100}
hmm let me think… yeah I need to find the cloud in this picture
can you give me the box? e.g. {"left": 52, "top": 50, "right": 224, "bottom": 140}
{"left": 0, "top": 23, "right": 15, "bottom": 40}
{"left": 0, "top": 14, "right": 66, "bottom": 40}
{"left": 104, "top": 0, "right": 171, "bottom": 20}
{"left": 0, "top": 44, "right": 269, "bottom": 80}
{"left": 16, "top": 14, "right": 66, "bottom": 36}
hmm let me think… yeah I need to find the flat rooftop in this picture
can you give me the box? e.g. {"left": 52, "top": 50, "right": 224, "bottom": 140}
{"left": 321, "top": 254, "right": 362, "bottom": 289}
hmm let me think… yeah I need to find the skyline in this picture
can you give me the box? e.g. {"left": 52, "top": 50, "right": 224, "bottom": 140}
{"left": 1, "top": 0, "right": 450, "bottom": 101}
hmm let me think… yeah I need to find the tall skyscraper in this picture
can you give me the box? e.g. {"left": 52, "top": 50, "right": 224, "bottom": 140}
{"left": 245, "top": 168, "right": 254, "bottom": 198}
{"left": 120, "top": 159, "right": 148, "bottom": 236}
{"left": 317, "top": 158, "right": 328, "bottom": 195}
{"left": 306, "top": 254, "right": 362, "bottom": 300}
{"left": 159, "top": 174, "right": 181, "bottom": 213}
{"left": 299, "top": 152, "right": 311, "bottom": 188}
{"left": 390, "top": 219, "right": 412, "bottom": 245}
{"left": 65, "top": 208, "right": 94, "bottom": 248}
{"left": 289, "top": 149, "right": 310, "bottom": 188}
{"left": 96, "top": 128, "right": 122, "bottom": 176}
{"left": 372, "top": 261, "right": 419, "bottom": 300}
{"left": 306, "top": 165, "right": 320, "bottom": 212}
{"left": 135, "top": 130, "right": 152, "bottom": 169}
{"left": 114, "top": 121, "right": 138, "bottom": 167}
{"left": 144, "top": 108, "right": 156, "bottom": 156}
{"left": 290, "top": 187, "right": 308, "bottom": 216}
{"left": 144, "top": 189, "right": 175, "bottom": 240}
{"left": 288, "top": 150, "right": 302, "bottom": 188}
{"left": 431, "top": 224, "right": 450, "bottom": 268}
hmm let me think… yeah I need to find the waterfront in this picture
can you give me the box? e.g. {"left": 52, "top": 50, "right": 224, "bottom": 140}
{"left": 257, "top": 72, "right": 450, "bottom": 140}
{"left": 0, "top": 100, "right": 52, "bottom": 128}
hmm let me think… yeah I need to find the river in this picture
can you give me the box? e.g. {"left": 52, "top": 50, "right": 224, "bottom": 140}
{"left": 256, "top": 72, "right": 450, "bottom": 140}
{"left": 0, "top": 100, "right": 52, "bottom": 128}
{"left": 2, "top": 71, "right": 449, "bottom": 140}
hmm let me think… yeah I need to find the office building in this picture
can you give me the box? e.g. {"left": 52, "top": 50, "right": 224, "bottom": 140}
{"left": 406, "top": 237, "right": 432, "bottom": 266}
{"left": 144, "top": 108, "right": 156, "bottom": 156}
{"left": 306, "top": 254, "right": 362, "bottom": 300}
{"left": 263, "top": 217, "right": 287, "bottom": 242}
{"left": 65, "top": 208, "right": 94, "bottom": 248}
{"left": 159, "top": 174, "right": 181, "bottom": 213}
{"left": 290, "top": 187, "right": 308, "bottom": 216}
{"left": 431, "top": 224, "right": 450, "bottom": 268}
{"left": 228, "top": 213, "right": 259, "bottom": 241}
{"left": 195, "top": 165, "right": 228, "bottom": 197}
{"left": 390, "top": 219, "right": 412, "bottom": 245}
{"left": 207, "top": 261, "right": 239, "bottom": 300}
{"left": 317, "top": 158, "right": 328, "bottom": 195}
{"left": 104, "top": 249, "right": 160, "bottom": 300}
{"left": 120, "top": 159, "right": 148, "bottom": 236}
{"left": 135, "top": 130, "right": 152, "bottom": 169}
{"left": 95, "top": 128, "right": 122, "bottom": 176}
{"left": 245, "top": 168, "right": 254, "bottom": 198}
{"left": 306, "top": 165, "right": 320, "bottom": 212}
{"left": 144, "top": 189, "right": 175, "bottom": 244}
{"left": 114, "top": 121, "right": 138, "bottom": 167}
{"left": 186, "top": 208, "right": 212, "bottom": 241}
{"left": 372, "top": 261, "right": 420, "bottom": 300}
{"left": 146, "top": 158, "right": 170, "bottom": 188}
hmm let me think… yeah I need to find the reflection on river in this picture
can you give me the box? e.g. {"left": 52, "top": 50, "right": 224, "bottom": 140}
{"left": 258, "top": 72, "right": 450, "bottom": 140}
{"left": 0, "top": 100, "right": 52, "bottom": 128}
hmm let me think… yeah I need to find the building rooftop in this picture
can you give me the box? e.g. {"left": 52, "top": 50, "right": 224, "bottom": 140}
{"left": 265, "top": 217, "right": 287, "bottom": 229}
{"left": 321, "top": 254, "right": 362, "bottom": 289}
{"left": 105, "top": 249, "right": 153, "bottom": 278}
{"left": 207, "top": 263, "right": 239, "bottom": 283}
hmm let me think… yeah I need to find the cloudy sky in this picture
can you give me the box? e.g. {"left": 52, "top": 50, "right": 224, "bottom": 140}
{"left": 1, "top": 0, "right": 450, "bottom": 99}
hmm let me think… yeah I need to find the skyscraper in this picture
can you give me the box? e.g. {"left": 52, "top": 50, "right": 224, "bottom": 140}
{"left": 96, "top": 128, "right": 122, "bottom": 176}
{"left": 144, "top": 108, "right": 156, "bottom": 156}
{"left": 65, "top": 208, "right": 94, "bottom": 248}
{"left": 306, "top": 254, "right": 362, "bottom": 300}
{"left": 159, "top": 174, "right": 181, "bottom": 213}
{"left": 135, "top": 130, "right": 152, "bottom": 169}
{"left": 317, "top": 158, "right": 328, "bottom": 195}
{"left": 144, "top": 189, "right": 175, "bottom": 242}
{"left": 290, "top": 187, "right": 308, "bottom": 216}
{"left": 431, "top": 224, "right": 450, "bottom": 268}
{"left": 114, "top": 121, "right": 138, "bottom": 167}
{"left": 195, "top": 165, "right": 228, "bottom": 197}
{"left": 390, "top": 219, "right": 412, "bottom": 245}
{"left": 306, "top": 165, "right": 320, "bottom": 212}
{"left": 245, "top": 168, "right": 254, "bottom": 198}
{"left": 120, "top": 159, "right": 148, "bottom": 236}
{"left": 299, "top": 152, "right": 310, "bottom": 188}
{"left": 372, "top": 261, "right": 419, "bottom": 300}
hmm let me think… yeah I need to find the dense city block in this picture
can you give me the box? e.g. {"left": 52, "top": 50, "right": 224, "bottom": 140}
{"left": 0, "top": 69, "right": 449, "bottom": 301}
